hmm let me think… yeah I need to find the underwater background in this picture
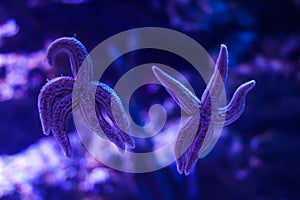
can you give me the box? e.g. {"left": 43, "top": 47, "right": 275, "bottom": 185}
{"left": 0, "top": 0, "right": 299, "bottom": 199}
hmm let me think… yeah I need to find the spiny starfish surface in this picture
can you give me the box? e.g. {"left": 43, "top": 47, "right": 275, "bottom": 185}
{"left": 152, "top": 44, "right": 256, "bottom": 175}
{"left": 38, "top": 37, "right": 134, "bottom": 157}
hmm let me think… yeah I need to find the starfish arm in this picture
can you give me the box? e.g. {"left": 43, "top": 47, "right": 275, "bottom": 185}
{"left": 78, "top": 87, "right": 107, "bottom": 137}
{"left": 216, "top": 44, "right": 229, "bottom": 85}
{"left": 183, "top": 124, "right": 213, "bottom": 175}
{"left": 201, "top": 44, "right": 228, "bottom": 108}
{"left": 95, "top": 82, "right": 135, "bottom": 149}
{"left": 37, "top": 77, "right": 74, "bottom": 135}
{"left": 51, "top": 93, "right": 74, "bottom": 157}
{"left": 198, "top": 125, "right": 223, "bottom": 159}
{"left": 152, "top": 66, "right": 200, "bottom": 115}
{"left": 110, "top": 92, "right": 135, "bottom": 148}
{"left": 181, "top": 106, "right": 212, "bottom": 175}
{"left": 46, "top": 37, "right": 93, "bottom": 80}
{"left": 175, "top": 116, "right": 200, "bottom": 174}
{"left": 215, "top": 80, "right": 256, "bottom": 126}
{"left": 95, "top": 103, "right": 126, "bottom": 150}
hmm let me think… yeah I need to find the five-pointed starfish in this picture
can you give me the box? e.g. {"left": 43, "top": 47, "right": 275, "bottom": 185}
{"left": 38, "top": 37, "right": 134, "bottom": 157}
{"left": 152, "top": 44, "right": 256, "bottom": 175}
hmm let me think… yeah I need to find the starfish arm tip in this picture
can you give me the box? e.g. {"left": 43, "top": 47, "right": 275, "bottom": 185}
{"left": 184, "top": 170, "right": 191, "bottom": 176}
{"left": 177, "top": 165, "right": 184, "bottom": 175}
{"left": 152, "top": 65, "right": 163, "bottom": 78}
{"left": 152, "top": 65, "right": 158, "bottom": 70}
{"left": 183, "top": 164, "right": 192, "bottom": 176}
{"left": 220, "top": 44, "right": 228, "bottom": 51}
{"left": 42, "top": 126, "right": 50, "bottom": 136}
{"left": 184, "top": 155, "right": 198, "bottom": 176}
{"left": 219, "top": 44, "right": 228, "bottom": 64}
{"left": 240, "top": 79, "right": 256, "bottom": 92}
{"left": 175, "top": 158, "right": 185, "bottom": 174}
{"left": 249, "top": 79, "right": 256, "bottom": 87}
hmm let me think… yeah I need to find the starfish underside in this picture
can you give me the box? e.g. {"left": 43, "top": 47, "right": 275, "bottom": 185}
{"left": 152, "top": 44, "right": 256, "bottom": 175}
{"left": 38, "top": 37, "right": 255, "bottom": 176}
{"left": 38, "top": 37, "right": 134, "bottom": 157}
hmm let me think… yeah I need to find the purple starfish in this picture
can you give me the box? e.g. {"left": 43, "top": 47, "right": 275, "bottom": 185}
{"left": 152, "top": 44, "right": 256, "bottom": 175}
{"left": 38, "top": 37, "right": 134, "bottom": 157}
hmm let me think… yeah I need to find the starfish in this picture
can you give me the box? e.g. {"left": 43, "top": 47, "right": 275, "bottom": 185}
{"left": 152, "top": 44, "right": 256, "bottom": 175}
{"left": 38, "top": 37, "right": 134, "bottom": 157}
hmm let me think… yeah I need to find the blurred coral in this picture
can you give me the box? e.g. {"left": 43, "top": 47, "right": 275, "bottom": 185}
{"left": 0, "top": 51, "right": 50, "bottom": 101}
{"left": 0, "top": 19, "right": 19, "bottom": 46}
